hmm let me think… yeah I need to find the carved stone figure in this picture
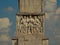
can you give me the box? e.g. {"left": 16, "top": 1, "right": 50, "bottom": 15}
{"left": 32, "top": 16, "right": 41, "bottom": 33}
{"left": 29, "top": 16, "right": 35, "bottom": 23}
{"left": 19, "top": 15, "right": 42, "bottom": 34}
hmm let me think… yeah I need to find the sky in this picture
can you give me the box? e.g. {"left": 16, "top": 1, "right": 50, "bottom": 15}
{"left": 0, "top": 0, "right": 60, "bottom": 45}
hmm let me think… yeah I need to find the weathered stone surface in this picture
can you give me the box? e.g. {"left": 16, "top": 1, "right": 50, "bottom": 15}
{"left": 18, "top": 34, "right": 43, "bottom": 45}
{"left": 12, "top": 0, "right": 49, "bottom": 45}
{"left": 19, "top": 0, "right": 43, "bottom": 13}
{"left": 16, "top": 15, "right": 43, "bottom": 36}
{"left": 16, "top": 14, "right": 45, "bottom": 45}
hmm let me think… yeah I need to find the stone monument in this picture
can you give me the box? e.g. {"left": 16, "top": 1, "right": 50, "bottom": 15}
{"left": 12, "top": 0, "right": 49, "bottom": 45}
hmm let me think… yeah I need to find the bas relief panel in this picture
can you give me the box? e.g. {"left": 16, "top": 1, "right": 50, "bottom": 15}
{"left": 16, "top": 15, "right": 43, "bottom": 34}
